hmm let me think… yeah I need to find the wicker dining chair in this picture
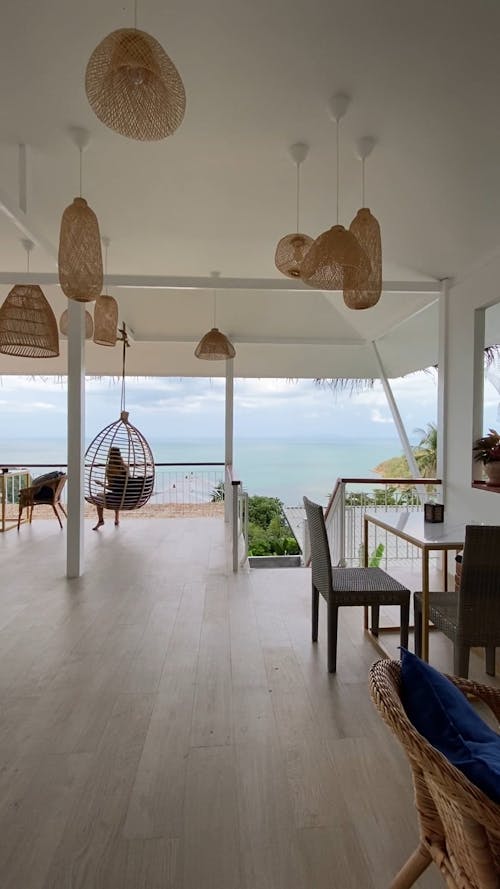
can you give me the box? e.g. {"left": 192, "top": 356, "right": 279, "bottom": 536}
{"left": 17, "top": 472, "right": 67, "bottom": 529}
{"left": 414, "top": 525, "right": 500, "bottom": 679}
{"left": 369, "top": 658, "right": 500, "bottom": 888}
{"left": 303, "top": 496, "right": 410, "bottom": 672}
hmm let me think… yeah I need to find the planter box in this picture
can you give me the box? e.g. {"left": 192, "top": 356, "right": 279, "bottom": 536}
{"left": 249, "top": 555, "right": 302, "bottom": 569}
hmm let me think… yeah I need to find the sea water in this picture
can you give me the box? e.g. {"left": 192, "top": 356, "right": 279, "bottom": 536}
{"left": 1, "top": 435, "right": 404, "bottom": 506}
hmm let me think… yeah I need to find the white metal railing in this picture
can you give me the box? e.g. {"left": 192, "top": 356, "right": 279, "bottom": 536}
{"left": 323, "top": 477, "right": 443, "bottom": 568}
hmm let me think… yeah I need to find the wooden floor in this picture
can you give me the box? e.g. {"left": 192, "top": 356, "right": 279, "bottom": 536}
{"left": 1, "top": 517, "right": 495, "bottom": 889}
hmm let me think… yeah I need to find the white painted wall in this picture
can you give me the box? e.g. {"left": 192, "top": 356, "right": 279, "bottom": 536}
{"left": 446, "top": 258, "right": 500, "bottom": 522}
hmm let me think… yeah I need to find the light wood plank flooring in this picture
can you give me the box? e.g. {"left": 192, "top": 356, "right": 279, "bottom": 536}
{"left": 1, "top": 516, "right": 494, "bottom": 888}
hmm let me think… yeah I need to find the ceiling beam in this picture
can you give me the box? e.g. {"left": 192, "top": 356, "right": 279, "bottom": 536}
{"left": 0, "top": 188, "right": 58, "bottom": 263}
{"left": 0, "top": 272, "right": 441, "bottom": 294}
{"left": 120, "top": 334, "right": 367, "bottom": 346}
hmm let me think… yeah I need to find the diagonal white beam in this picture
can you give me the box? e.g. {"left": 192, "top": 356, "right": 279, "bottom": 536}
{"left": 0, "top": 188, "right": 58, "bottom": 263}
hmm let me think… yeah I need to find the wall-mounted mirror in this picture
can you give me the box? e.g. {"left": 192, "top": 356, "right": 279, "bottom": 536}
{"left": 473, "top": 301, "right": 500, "bottom": 486}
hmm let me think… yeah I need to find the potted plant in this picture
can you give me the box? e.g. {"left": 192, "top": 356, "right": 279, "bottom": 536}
{"left": 473, "top": 428, "right": 500, "bottom": 485}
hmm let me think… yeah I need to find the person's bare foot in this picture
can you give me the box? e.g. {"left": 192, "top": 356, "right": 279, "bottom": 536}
{"left": 114, "top": 519, "right": 120, "bottom": 526}
{"left": 93, "top": 520, "right": 104, "bottom": 530}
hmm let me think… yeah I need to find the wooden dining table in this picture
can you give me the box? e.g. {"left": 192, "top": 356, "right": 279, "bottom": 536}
{"left": 363, "top": 510, "right": 467, "bottom": 661}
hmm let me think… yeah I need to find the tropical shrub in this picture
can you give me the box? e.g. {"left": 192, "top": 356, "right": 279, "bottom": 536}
{"left": 247, "top": 495, "right": 300, "bottom": 556}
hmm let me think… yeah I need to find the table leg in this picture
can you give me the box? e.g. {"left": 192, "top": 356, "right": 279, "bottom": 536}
{"left": 422, "top": 552, "right": 430, "bottom": 661}
{"left": 442, "top": 551, "right": 448, "bottom": 592}
{"left": 1, "top": 476, "right": 5, "bottom": 532}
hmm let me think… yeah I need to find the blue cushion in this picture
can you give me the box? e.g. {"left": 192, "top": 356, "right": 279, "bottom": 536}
{"left": 31, "top": 470, "right": 63, "bottom": 486}
{"left": 400, "top": 649, "right": 500, "bottom": 802}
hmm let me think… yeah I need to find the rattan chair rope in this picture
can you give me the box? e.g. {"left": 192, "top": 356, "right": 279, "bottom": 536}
{"left": 369, "top": 659, "right": 500, "bottom": 889}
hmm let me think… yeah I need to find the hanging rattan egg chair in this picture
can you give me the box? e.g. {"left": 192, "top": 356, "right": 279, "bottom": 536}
{"left": 84, "top": 326, "right": 155, "bottom": 514}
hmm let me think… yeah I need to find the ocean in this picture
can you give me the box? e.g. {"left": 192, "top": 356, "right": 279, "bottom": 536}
{"left": 1, "top": 435, "right": 404, "bottom": 506}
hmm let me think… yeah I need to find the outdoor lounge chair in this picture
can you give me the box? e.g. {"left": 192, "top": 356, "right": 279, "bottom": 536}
{"left": 303, "top": 496, "right": 410, "bottom": 672}
{"left": 369, "top": 658, "right": 500, "bottom": 888}
{"left": 414, "top": 524, "right": 500, "bottom": 678}
{"left": 17, "top": 471, "right": 67, "bottom": 529}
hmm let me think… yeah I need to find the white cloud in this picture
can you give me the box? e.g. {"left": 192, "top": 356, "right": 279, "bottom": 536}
{"left": 371, "top": 408, "right": 393, "bottom": 424}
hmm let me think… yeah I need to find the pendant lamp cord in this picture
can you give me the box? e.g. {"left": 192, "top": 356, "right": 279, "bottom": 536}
{"left": 212, "top": 287, "right": 217, "bottom": 328}
{"left": 361, "top": 156, "right": 366, "bottom": 207}
{"left": 336, "top": 118, "right": 340, "bottom": 225}
{"left": 134, "top": 0, "right": 138, "bottom": 28}
{"left": 295, "top": 162, "right": 300, "bottom": 233}
{"left": 79, "top": 147, "right": 83, "bottom": 198}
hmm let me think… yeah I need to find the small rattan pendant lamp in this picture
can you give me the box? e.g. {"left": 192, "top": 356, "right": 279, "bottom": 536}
{"left": 195, "top": 273, "right": 235, "bottom": 360}
{"left": 85, "top": 324, "right": 155, "bottom": 513}
{"left": 93, "top": 238, "right": 119, "bottom": 346}
{"left": 344, "top": 137, "right": 382, "bottom": 310}
{"left": 0, "top": 239, "right": 59, "bottom": 358}
{"left": 58, "top": 129, "right": 103, "bottom": 303}
{"left": 274, "top": 143, "right": 313, "bottom": 279}
{"left": 59, "top": 308, "right": 94, "bottom": 340}
{"left": 85, "top": 0, "right": 185, "bottom": 142}
{"left": 301, "top": 95, "right": 371, "bottom": 291}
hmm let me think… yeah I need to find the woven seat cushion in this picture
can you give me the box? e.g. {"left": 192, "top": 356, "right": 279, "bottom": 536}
{"left": 414, "top": 591, "right": 458, "bottom": 637}
{"left": 31, "top": 470, "right": 64, "bottom": 486}
{"left": 401, "top": 648, "right": 500, "bottom": 803}
{"left": 330, "top": 567, "right": 409, "bottom": 606}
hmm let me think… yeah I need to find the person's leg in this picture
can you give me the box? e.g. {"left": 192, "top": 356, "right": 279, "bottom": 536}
{"left": 114, "top": 509, "right": 120, "bottom": 526}
{"left": 93, "top": 504, "right": 104, "bottom": 530}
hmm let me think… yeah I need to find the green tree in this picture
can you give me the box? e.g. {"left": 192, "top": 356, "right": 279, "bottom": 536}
{"left": 413, "top": 422, "right": 437, "bottom": 478}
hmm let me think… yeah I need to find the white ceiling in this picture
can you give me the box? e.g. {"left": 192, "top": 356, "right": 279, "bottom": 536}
{"left": 0, "top": 0, "right": 498, "bottom": 377}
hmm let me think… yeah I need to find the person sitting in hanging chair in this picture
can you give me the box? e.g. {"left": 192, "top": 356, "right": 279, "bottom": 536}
{"left": 93, "top": 445, "right": 129, "bottom": 530}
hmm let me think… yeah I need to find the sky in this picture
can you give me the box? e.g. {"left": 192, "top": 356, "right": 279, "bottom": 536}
{"left": 0, "top": 371, "right": 442, "bottom": 444}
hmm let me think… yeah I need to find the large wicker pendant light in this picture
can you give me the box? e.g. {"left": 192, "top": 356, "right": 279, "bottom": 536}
{"left": 59, "top": 308, "right": 94, "bottom": 339}
{"left": 93, "top": 238, "right": 119, "bottom": 346}
{"left": 275, "top": 143, "right": 313, "bottom": 279}
{"left": 58, "top": 132, "right": 103, "bottom": 302}
{"left": 344, "top": 138, "right": 382, "bottom": 310}
{"left": 0, "top": 240, "right": 59, "bottom": 359}
{"left": 85, "top": 1, "right": 185, "bottom": 142}
{"left": 195, "top": 273, "right": 235, "bottom": 361}
{"left": 301, "top": 95, "right": 371, "bottom": 291}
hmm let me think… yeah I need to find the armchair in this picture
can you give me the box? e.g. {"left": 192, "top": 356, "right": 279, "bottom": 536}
{"left": 18, "top": 471, "right": 67, "bottom": 529}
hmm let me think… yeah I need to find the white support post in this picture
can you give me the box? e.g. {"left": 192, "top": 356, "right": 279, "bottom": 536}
{"left": 372, "top": 341, "right": 422, "bottom": 481}
{"left": 473, "top": 305, "right": 486, "bottom": 482}
{"left": 66, "top": 300, "right": 85, "bottom": 578}
{"left": 437, "top": 279, "right": 450, "bottom": 485}
{"left": 224, "top": 357, "right": 234, "bottom": 524}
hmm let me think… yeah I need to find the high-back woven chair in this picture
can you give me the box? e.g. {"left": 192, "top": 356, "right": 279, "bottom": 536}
{"left": 369, "top": 658, "right": 500, "bottom": 888}
{"left": 18, "top": 472, "right": 67, "bottom": 530}
{"left": 303, "top": 496, "right": 410, "bottom": 672}
{"left": 414, "top": 525, "right": 500, "bottom": 678}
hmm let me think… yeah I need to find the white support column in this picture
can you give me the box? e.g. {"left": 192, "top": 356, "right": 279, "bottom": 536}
{"left": 66, "top": 300, "right": 85, "bottom": 578}
{"left": 437, "top": 279, "right": 450, "bottom": 485}
{"left": 224, "top": 357, "right": 234, "bottom": 524}
{"left": 372, "top": 340, "right": 422, "bottom": 480}
{"left": 473, "top": 303, "right": 486, "bottom": 483}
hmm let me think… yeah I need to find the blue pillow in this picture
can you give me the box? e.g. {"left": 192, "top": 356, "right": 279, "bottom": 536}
{"left": 400, "top": 649, "right": 500, "bottom": 803}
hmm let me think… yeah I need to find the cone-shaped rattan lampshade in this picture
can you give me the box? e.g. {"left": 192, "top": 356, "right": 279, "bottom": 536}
{"left": 58, "top": 197, "right": 103, "bottom": 302}
{"left": 59, "top": 308, "right": 93, "bottom": 340}
{"left": 93, "top": 294, "right": 118, "bottom": 346}
{"left": 0, "top": 285, "right": 59, "bottom": 358}
{"left": 85, "top": 28, "right": 186, "bottom": 141}
{"left": 275, "top": 233, "right": 314, "bottom": 279}
{"left": 300, "top": 225, "right": 371, "bottom": 290}
{"left": 344, "top": 208, "right": 382, "bottom": 310}
{"left": 195, "top": 327, "right": 236, "bottom": 361}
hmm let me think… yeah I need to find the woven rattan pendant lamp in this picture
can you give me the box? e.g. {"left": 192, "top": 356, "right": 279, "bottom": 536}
{"left": 85, "top": 324, "right": 155, "bottom": 513}
{"left": 58, "top": 129, "right": 103, "bottom": 303}
{"left": 344, "top": 137, "right": 382, "bottom": 310}
{"left": 301, "top": 95, "right": 371, "bottom": 291}
{"left": 274, "top": 143, "right": 313, "bottom": 279}
{"left": 59, "top": 308, "right": 94, "bottom": 339}
{"left": 0, "top": 240, "right": 59, "bottom": 358}
{"left": 93, "top": 238, "right": 119, "bottom": 346}
{"left": 85, "top": 0, "right": 185, "bottom": 142}
{"left": 195, "top": 273, "right": 235, "bottom": 360}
